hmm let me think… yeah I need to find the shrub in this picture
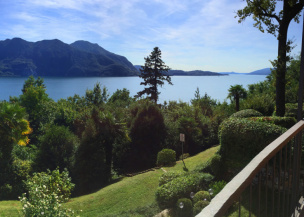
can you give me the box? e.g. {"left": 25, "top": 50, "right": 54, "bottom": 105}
{"left": 0, "top": 157, "right": 33, "bottom": 200}
{"left": 219, "top": 118, "right": 286, "bottom": 174}
{"left": 230, "top": 109, "right": 263, "bottom": 118}
{"left": 193, "top": 200, "right": 210, "bottom": 216}
{"left": 155, "top": 172, "right": 213, "bottom": 209}
{"left": 179, "top": 153, "right": 190, "bottom": 160}
{"left": 249, "top": 116, "right": 296, "bottom": 129}
{"left": 159, "top": 171, "right": 184, "bottom": 186}
{"left": 74, "top": 118, "right": 108, "bottom": 194}
{"left": 285, "top": 103, "right": 304, "bottom": 118}
{"left": 0, "top": 184, "right": 13, "bottom": 199}
{"left": 176, "top": 198, "right": 193, "bottom": 217}
{"left": 209, "top": 154, "right": 223, "bottom": 178}
{"left": 242, "top": 94, "right": 275, "bottom": 116}
{"left": 209, "top": 180, "right": 227, "bottom": 197}
{"left": 126, "top": 101, "right": 167, "bottom": 172}
{"left": 193, "top": 190, "right": 211, "bottom": 203}
{"left": 19, "top": 169, "right": 76, "bottom": 217}
{"left": 36, "top": 124, "right": 79, "bottom": 172}
{"left": 157, "top": 149, "right": 176, "bottom": 166}
{"left": 193, "top": 154, "right": 223, "bottom": 179}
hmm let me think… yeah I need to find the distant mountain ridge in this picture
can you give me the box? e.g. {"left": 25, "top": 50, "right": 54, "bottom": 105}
{"left": 135, "top": 65, "right": 271, "bottom": 76}
{"left": 134, "top": 65, "right": 226, "bottom": 76}
{"left": 0, "top": 38, "right": 272, "bottom": 77}
{"left": 248, "top": 68, "right": 271, "bottom": 75}
{"left": 219, "top": 68, "right": 271, "bottom": 75}
{"left": 0, "top": 38, "right": 138, "bottom": 77}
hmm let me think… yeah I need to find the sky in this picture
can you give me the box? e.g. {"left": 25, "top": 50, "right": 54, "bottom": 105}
{"left": 0, "top": 0, "right": 303, "bottom": 73}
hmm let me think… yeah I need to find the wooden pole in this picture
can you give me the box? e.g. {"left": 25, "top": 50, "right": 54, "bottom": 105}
{"left": 297, "top": 12, "right": 304, "bottom": 122}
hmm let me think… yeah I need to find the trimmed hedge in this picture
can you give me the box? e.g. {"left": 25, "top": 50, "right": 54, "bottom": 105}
{"left": 176, "top": 198, "right": 193, "bottom": 217}
{"left": 285, "top": 103, "right": 304, "bottom": 118}
{"left": 209, "top": 180, "right": 227, "bottom": 197}
{"left": 249, "top": 116, "right": 296, "bottom": 129}
{"left": 193, "top": 200, "right": 210, "bottom": 216}
{"left": 193, "top": 191, "right": 211, "bottom": 203}
{"left": 193, "top": 154, "right": 223, "bottom": 179}
{"left": 155, "top": 172, "right": 213, "bottom": 209}
{"left": 219, "top": 118, "right": 286, "bottom": 174}
{"left": 158, "top": 171, "right": 184, "bottom": 186}
{"left": 242, "top": 93, "right": 275, "bottom": 116}
{"left": 230, "top": 109, "right": 263, "bottom": 118}
{"left": 156, "top": 148, "right": 176, "bottom": 166}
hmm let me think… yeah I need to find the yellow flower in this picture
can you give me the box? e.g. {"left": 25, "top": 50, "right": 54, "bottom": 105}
{"left": 22, "top": 120, "right": 33, "bottom": 136}
{"left": 18, "top": 120, "right": 32, "bottom": 146}
{"left": 18, "top": 137, "right": 30, "bottom": 146}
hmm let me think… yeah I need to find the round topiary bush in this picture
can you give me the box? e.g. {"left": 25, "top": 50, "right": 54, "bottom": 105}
{"left": 193, "top": 191, "right": 211, "bottom": 203}
{"left": 156, "top": 148, "right": 176, "bottom": 166}
{"left": 176, "top": 198, "right": 193, "bottom": 217}
{"left": 193, "top": 200, "right": 210, "bottom": 216}
{"left": 230, "top": 109, "right": 263, "bottom": 118}
{"left": 219, "top": 118, "right": 286, "bottom": 175}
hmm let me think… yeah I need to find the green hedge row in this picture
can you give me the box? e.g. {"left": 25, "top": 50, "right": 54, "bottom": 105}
{"left": 158, "top": 171, "right": 185, "bottom": 186}
{"left": 155, "top": 172, "right": 213, "bottom": 209}
{"left": 219, "top": 118, "right": 286, "bottom": 174}
{"left": 285, "top": 103, "right": 304, "bottom": 118}
{"left": 248, "top": 116, "right": 296, "bottom": 129}
{"left": 230, "top": 109, "right": 263, "bottom": 118}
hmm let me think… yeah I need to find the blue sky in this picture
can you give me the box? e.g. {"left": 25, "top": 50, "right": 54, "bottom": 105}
{"left": 0, "top": 0, "right": 302, "bottom": 73}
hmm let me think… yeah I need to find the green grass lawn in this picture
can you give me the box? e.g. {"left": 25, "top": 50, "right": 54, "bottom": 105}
{"left": 0, "top": 146, "right": 219, "bottom": 217}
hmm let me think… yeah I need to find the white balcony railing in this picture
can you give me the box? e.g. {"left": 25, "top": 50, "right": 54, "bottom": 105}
{"left": 198, "top": 120, "right": 304, "bottom": 217}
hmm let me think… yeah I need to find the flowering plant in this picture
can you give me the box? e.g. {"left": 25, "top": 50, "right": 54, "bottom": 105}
{"left": 19, "top": 169, "right": 78, "bottom": 216}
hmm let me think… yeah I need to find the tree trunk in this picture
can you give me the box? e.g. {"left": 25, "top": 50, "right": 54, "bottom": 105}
{"left": 154, "top": 65, "right": 158, "bottom": 104}
{"left": 104, "top": 142, "right": 113, "bottom": 181}
{"left": 236, "top": 95, "right": 240, "bottom": 111}
{"left": 275, "top": 21, "right": 288, "bottom": 116}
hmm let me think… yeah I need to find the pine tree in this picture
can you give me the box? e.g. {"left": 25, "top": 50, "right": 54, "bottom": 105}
{"left": 136, "top": 47, "right": 172, "bottom": 103}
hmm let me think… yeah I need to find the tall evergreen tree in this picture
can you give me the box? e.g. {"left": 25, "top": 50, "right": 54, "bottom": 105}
{"left": 136, "top": 47, "right": 172, "bottom": 104}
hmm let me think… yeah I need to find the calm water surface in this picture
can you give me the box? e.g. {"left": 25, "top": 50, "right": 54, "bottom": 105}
{"left": 0, "top": 75, "right": 267, "bottom": 103}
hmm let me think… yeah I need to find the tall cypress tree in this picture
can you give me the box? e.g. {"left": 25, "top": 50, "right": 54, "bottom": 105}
{"left": 136, "top": 47, "right": 172, "bottom": 103}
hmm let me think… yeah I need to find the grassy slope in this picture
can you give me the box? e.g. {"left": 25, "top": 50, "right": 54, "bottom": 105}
{"left": 0, "top": 146, "right": 219, "bottom": 217}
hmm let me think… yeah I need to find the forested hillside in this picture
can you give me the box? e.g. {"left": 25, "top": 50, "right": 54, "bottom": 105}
{"left": 0, "top": 38, "right": 138, "bottom": 77}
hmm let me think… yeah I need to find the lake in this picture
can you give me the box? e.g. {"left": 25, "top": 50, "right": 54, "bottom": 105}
{"left": 0, "top": 75, "right": 267, "bottom": 103}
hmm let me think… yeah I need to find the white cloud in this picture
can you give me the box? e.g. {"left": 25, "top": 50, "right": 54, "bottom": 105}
{"left": 0, "top": 0, "right": 302, "bottom": 72}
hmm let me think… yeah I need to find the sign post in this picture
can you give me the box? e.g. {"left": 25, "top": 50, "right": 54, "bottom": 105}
{"left": 180, "top": 133, "right": 185, "bottom": 164}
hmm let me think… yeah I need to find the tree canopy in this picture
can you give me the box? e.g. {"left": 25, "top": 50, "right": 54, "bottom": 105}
{"left": 136, "top": 47, "right": 172, "bottom": 104}
{"left": 236, "top": 0, "right": 304, "bottom": 116}
{"left": 227, "top": 84, "right": 247, "bottom": 111}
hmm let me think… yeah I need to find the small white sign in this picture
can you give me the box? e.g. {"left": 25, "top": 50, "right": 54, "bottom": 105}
{"left": 180, "top": 133, "right": 185, "bottom": 142}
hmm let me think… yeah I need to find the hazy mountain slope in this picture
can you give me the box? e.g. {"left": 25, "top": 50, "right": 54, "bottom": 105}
{"left": 0, "top": 38, "right": 138, "bottom": 77}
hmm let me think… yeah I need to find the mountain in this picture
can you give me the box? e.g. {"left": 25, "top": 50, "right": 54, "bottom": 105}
{"left": 0, "top": 38, "right": 138, "bottom": 77}
{"left": 248, "top": 68, "right": 271, "bottom": 75}
{"left": 134, "top": 65, "right": 226, "bottom": 76}
{"left": 219, "top": 68, "right": 272, "bottom": 75}
{"left": 218, "top": 72, "right": 240, "bottom": 75}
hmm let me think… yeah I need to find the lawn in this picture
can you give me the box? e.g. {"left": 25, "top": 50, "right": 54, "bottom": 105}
{"left": 0, "top": 146, "right": 219, "bottom": 217}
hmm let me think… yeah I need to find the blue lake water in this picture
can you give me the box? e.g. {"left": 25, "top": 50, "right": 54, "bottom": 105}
{"left": 0, "top": 75, "right": 267, "bottom": 103}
